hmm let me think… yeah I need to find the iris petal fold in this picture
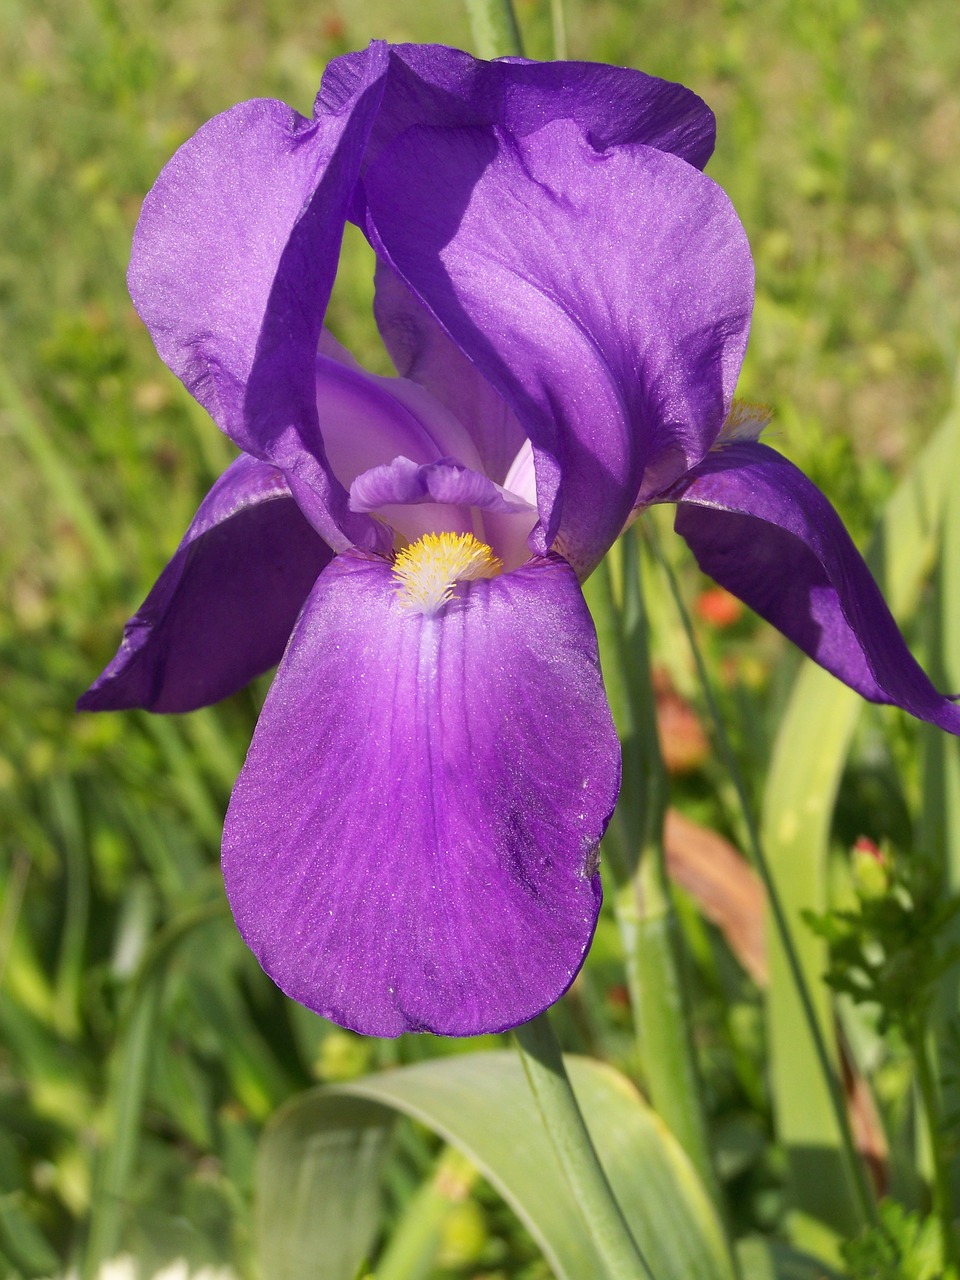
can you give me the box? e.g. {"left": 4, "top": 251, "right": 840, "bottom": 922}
{"left": 78, "top": 456, "right": 331, "bottom": 714}
{"left": 221, "top": 552, "right": 620, "bottom": 1037}
{"left": 318, "top": 42, "right": 717, "bottom": 172}
{"left": 373, "top": 262, "right": 528, "bottom": 485}
{"left": 669, "top": 442, "right": 960, "bottom": 732}
{"left": 314, "top": 352, "right": 485, "bottom": 486}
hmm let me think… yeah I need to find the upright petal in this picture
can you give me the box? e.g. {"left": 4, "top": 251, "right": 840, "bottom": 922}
{"left": 366, "top": 120, "right": 753, "bottom": 576}
{"left": 78, "top": 456, "right": 331, "bottom": 714}
{"left": 222, "top": 552, "right": 620, "bottom": 1037}
{"left": 668, "top": 441, "right": 960, "bottom": 733}
{"left": 352, "top": 45, "right": 719, "bottom": 484}
{"left": 128, "top": 45, "right": 389, "bottom": 551}
{"left": 320, "top": 43, "right": 716, "bottom": 172}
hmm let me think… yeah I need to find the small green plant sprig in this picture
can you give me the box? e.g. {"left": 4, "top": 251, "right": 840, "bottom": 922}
{"left": 842, "top": 1200, "right": 950, "bottom": 1280}
{"left": 805, "top": 841, "right": 960, "bottom": 1037}
{"left": 805, "top": 841, "right": 960, "bottom": 1278}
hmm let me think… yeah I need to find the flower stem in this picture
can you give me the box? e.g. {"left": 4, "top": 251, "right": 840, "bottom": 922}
{"left": 913, "top": 1025, "right": 960, "bottom": 1276}
{"left": 646, "top": 523, "right": 879, "bottom": 1230}
{"left": 550, "top": 0, "right": 568, "bottom": 60}
{"left": 585, "top": 534, "right": 725, "bottom": 1219}
{"left": 462, "top": 0, "right": 524, "bottom": 58}
{"left": 514, "top": 1011, "right": 656, "bottom": 1280}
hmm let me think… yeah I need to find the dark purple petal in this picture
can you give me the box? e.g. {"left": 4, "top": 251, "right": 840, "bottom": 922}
{"left": 319, "top": 43, "right": 716, "bottom": 173}
{"left": 222, "top": 552, "right": 620, "bottom": 1036}
{"left": 366, "top": 121, "right": 753, "bottom": 577}
{"left": 78, "top": 456, "right": 331, "bottom": 714}
{"left": 373, "top": 262, "right": 527, "bottom": 484}
{"left": 128, "top": 45, "right": 389, "bottom": 552}
{"left": 669, "top": 442, "right": 960, "bottom": 732}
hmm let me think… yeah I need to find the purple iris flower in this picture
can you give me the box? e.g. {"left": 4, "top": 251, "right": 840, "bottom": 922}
{"left": 80, "top": 42, "right": 960, "bottom": 1037}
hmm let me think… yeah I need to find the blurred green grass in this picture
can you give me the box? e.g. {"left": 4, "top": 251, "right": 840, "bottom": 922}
{"left": 1, "top": 0, "right": 959, "bottom": 1274}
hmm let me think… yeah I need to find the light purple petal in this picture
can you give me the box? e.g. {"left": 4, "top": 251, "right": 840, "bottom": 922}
{"left": 128, "top": 45, "right": 389, "bottom": 552}
{"left": 346, "top": 453, "right": 472, "bottom": 544}
{"left": 314, "top": 352, "right": 483, "bottom": 486}
{"left": 222, "top": 552, "right": 620, "bottom": 1036}
{"left": 349, "top": 456, "right": 533, "bottom": 515}
{"left": 668, "top": 441, "right": 960, "bottom": 732}
{"left": 319, "top": 43, "right": 716, "bottom": 172}
{"left": 373, "top": 262, "right": 527, "bottom": 484}
{"left": 313, "top": 349, "right": 532, "bottom": 556}
{"left": 349, "top": 455, "right": 536, "bottom": 558}
{"left": 366, "top": 120, "right": 753, "bottom": 577}
{"left": 78, "top": 456, "right": 331, "bottom": 714}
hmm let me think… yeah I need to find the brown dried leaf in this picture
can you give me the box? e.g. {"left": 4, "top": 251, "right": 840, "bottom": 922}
{"left": 663, "top": 808, "right": 767, "bottom": 985}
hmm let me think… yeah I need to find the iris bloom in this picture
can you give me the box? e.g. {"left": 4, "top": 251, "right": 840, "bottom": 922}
{"left": 81, "top": 42, "right": 960, "bottom": 1037}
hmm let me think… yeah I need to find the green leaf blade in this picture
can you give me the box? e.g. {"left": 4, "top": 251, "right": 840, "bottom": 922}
{"left": 257, "top": 1051, "right": 736, "bottom": 1280}
{"left": 257, "top": 1093, "right": 394, "bottom": 1280}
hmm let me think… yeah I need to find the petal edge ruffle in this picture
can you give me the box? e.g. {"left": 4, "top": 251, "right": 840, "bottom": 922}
{"left": 320, "top": 43, "right": 717, "bottom": 172}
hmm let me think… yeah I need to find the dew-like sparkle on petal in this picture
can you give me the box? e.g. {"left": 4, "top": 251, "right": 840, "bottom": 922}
{"left": 392, "top": 532, "right": 502, "bottom": 615}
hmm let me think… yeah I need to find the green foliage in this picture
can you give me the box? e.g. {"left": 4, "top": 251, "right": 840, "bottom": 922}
{"left": 805, "top": 848, "right": 960, "bottom": 1039}
{"left": 841, "top": 1202, "right": 956, "bottom": 1280}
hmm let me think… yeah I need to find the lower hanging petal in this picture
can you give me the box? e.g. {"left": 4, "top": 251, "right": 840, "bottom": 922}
{"left": 78, "top": 455, "right": 331, "bottom": 713}
{"left": 221, "top": 551, "right": 620, "bottom": 1037}
{"left": 668, "top": 441, "right": 960, "bottom": 733}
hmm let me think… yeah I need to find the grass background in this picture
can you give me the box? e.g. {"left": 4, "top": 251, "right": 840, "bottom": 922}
{"left": 1, "top": 0, "right": 959, "bottom": 1274}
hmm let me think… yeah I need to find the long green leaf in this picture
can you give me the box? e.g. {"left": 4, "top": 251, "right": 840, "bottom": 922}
{"left": 0, "top": 1193, "right": 61, "bottom": 1278}
{"left": 374, "top": 1146, "right": 477, "bottom": 1280}
{"left": 920, "top": 378, "right": 960, "bottom": 1205}
{"left": 584, "top": 541, "right": 722, "bottom": 1217}
{"left": 0, "top": 360, "right": 118, "bottom": 580}
{"left": 82, "top": 903, "right": 228, "bottom": 1277}
{"left": 257, "top": 1052, "right": 735, "bottom": 1280}
{"left": 737, "top": 1236, "right": 843, "bottom": 1280}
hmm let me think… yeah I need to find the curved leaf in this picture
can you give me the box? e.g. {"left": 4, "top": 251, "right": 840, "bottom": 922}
{"left": 256, "top": 1050, "right": 735, "bottom": 1280}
